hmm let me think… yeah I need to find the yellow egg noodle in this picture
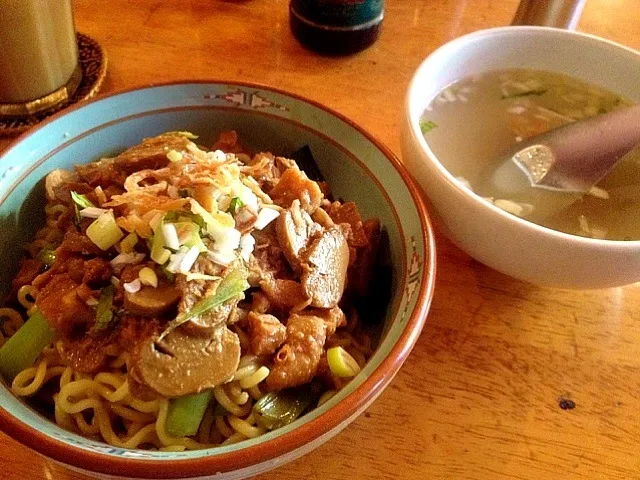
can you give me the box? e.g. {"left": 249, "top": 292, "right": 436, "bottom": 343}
{"left": 2, "top": 306, "right": 371, "bottom": 450}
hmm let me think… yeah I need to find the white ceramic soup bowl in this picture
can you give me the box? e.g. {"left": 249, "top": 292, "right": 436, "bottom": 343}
{"left": 402, "top": 26, "right": 640, "bottom": 289}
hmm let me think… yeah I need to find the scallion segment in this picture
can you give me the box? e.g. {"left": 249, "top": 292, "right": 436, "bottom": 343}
{"left": 95, "top": 285, "right": 115, "bottom": 330}
{"left": 86, "top": 211, "right": 124, "bottom": 250}
{"left": 150, "top": 223, "right": 171, "bottom": 265}
{"left": 38, "top": 248, "right": 56, "bottom": 267}
{"left": 253, "top": 387, "right": 314, "bottom": 431}
{"left": 419, "top": 120, "right": 438, "bottom": 134}
{"left": 327, "top": 346, "right": 361, "bottom": 378}
{"left": 70, "top": 191, "right": 95, "bottom": 209}
{"left": 501, "top": 88, "right": 548, "bottom": 99}
{"left": 165, "top": 390, "right": 212, "bottom": 437}
{"left": 0, "top": 311, "right": 54, "bottom": 381}
{"left": 175, "top": 221, "right": 206, "bottom": 252}
{"left": 160, "top": 266, "right": 249, "bottom": 339}
{"left": 228, "top": 197, "right": 244, "bottom": 215}
{"left": 119, "top": 233, "right": 138, "bottom": 254}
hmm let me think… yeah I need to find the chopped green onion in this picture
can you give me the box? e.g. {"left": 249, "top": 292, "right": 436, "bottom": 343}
{"left": 327, "top": 346, "right": 361, "bottom": 378}
{"left": 419, "top": 120, "right": 438, "bottom": 134}
{"left": 501, "top": 89, "right": 547, "bottom": 99}
{"left": 120, "top": 233, "right": 138, "bottom": 254}
{"left": 160, "top": 266, "right": 249, "bottom": 339}
{"left": 150, "top": 222, "right": 171, "bottom": 265}
{"left": 95, "top": 285, "right": 114, "bottom": 330}
{"left": 70, "top": 191, "right": 95, "bottom": 209}
{"left": 175, "top": 222, "right": 206, "bottom": 252}
{"left": 166, "top": 131, "right": 199, "bottom": 139}
{"left": 166, "top": 390, "right": 212, "bottom": 437}
{"left": 162, "top": 223, "right": 181, "bottom": 250}
{"left": 86, "top": 211, "right": 124, "bottom": 251}
{"left": 138, "top": 267, "right": 158, "bottom": 288}
{"left": 163, "top": 211, "right": 180, "bottom": 223}
{"left": 159, "top": 265, "right": 175, "bottom": 282}
{"left": 165, "top": 211, "right": 206, "bottom": 230}
{"left": 190, "top": 199, "right": 217, "bottom": 226}
{"left": 228, "top": 197, "right": 244, "bottom": 215}
{"left": 38, "top": 247, "right": 56, "bottom": 267}
{"left": 166, "top": 150, "right": 183, "bottom": 162}
{"left": 253, "top": 387, "right": 314, "bottom": 431}
{"left": 73, "top": 205, "right": 82, "bottom": 230}
{"left": 0, "top": 311, "right": 55, "bottom": 381}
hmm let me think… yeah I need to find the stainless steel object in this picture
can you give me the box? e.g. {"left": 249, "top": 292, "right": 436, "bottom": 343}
{"left": 486, "top": 104, "right": 640, "bottom": 220}
{"left": 506, "top": 104, "right": 640, "bottom": 193}
{"left": 512, "top": 0, "right": 587, "bottom": 30}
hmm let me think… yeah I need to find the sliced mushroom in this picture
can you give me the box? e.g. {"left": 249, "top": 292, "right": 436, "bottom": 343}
{"left": 174, "top": 257, "right": 231, "bottom": 335}
{"left": 300, "top": 226, "right": 350, "bottom": 309}
{"left": 275, "top": 200, "right": 321, "bottom": 273}
{"left": 129, "top": 326, "right": 240, "bottom": 397}
{"left": 259, "top": 277, "right": 310, "bottom": 311}
{"left": 124, "top": 284, "right": 181, "bottom": 316}
{"left": 180, "top": 300, "right": 235, "bottom": 337}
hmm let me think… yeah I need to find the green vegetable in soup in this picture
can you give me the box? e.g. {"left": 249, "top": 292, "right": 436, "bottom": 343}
{"left": 419, "top": 120, "right": 438, "bottom": 134}
{"left": 501, "top": 88, "right": 547, "bottom": 99}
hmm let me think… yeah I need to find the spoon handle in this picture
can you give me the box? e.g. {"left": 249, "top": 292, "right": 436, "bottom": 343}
{"left": 514, "top": 103, "right": 640, "bottom": 193}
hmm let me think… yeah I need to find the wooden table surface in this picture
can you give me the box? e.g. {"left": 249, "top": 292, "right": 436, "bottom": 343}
{"left": 2, "top": 1, "right": 640, "bottom": 479}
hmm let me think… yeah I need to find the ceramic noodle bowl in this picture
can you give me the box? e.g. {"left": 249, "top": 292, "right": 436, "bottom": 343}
{"left": 0, "top": 82, "right": 435, "bottom": 479}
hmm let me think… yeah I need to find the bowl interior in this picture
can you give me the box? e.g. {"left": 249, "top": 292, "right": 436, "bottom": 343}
{"left": 409, "top": 27, "right": 640, "bottom": 194}
{"left": 0, "top": 83, "right": 431, "bottom": 465}
{"left": 409, "top": 27, "right": 640, "bottom": 127}
{"left": 408, "top": 27, "right": 640, "bottom": 233}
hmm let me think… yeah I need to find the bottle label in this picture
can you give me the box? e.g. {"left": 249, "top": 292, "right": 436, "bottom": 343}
{"left": 291, "top": 0, "right": 384, "bottom": 29}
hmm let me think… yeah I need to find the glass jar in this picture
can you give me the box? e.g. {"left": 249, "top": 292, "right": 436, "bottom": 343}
{"left": 289, "top": 0, "right": 384, "bottom": 55}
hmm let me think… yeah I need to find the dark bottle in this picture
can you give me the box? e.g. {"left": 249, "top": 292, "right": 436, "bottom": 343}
{"left": 289, "top": 0, "right": 384, "bottom": 55}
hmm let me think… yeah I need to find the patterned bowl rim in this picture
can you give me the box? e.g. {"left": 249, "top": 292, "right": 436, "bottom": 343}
{"left": 0, "top": 81, "right": 436, "bottom": 478}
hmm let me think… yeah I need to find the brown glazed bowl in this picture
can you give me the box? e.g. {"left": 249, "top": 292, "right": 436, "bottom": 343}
{"left": 0, "top": 82, "right": 436, "bottom": 479}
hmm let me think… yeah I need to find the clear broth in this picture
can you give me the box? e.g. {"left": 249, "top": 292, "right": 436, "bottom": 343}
{"left": 421, "top": 68, "right": 640, "bottom": 240}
